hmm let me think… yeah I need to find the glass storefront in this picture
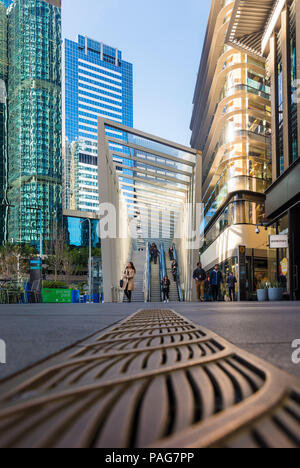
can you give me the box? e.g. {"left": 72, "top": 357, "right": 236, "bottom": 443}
{"left": 267, "top": 215, "right": 289, "bottom": 293}
{"left": 202, "top": 194, "right": 265, "bottom": 253}
{"left": 205, "top": 255, "right": 268, "bottom": 300}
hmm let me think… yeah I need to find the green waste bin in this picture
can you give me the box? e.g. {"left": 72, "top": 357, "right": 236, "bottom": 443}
{"left": 42, "top": 289, "right": 72, "bottom": 304}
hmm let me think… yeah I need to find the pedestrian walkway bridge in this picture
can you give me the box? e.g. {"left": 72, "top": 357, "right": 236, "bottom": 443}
{"left": 98, "top": 119, "right": 201, "bottom": 303}
{"left": 122, "top": 242, "right": 182, "bottom": 303}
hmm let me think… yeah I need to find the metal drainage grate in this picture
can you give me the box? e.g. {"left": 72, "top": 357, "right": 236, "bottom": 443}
{"left": 0, "top": 309, "right": 299, "bottom": 448}
{"left": 217, "top": 391, "right": 300, "bottom": 448}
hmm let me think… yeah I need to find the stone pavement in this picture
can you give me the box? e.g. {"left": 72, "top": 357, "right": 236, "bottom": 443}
{"left": 0, "top": 301, "right": 299, "bottom": 381}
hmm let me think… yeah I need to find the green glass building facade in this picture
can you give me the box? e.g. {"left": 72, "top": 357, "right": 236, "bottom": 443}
{"left": 6, "top": 0, "right": 62, "bottom": 246}
{"left": 0, "top": 1, "right": 8, "bottom": 244}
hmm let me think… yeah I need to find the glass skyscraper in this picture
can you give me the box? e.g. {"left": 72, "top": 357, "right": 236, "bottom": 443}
{"left": 63, "top": 35, "right": 133, "bottom": 213}
{"left": 0, "top": 0, "right": 9, "bottom": 244}
{"left": 6, "top": 0, "right": 62, "bottom": 246}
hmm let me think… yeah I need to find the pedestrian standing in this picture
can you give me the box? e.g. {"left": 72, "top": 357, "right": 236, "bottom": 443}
{"left": 161, "top": 275, "right": 170, "bottom": 303}
{"left": 122, "top": 262, "right": 136, "bottom": 303}
{"left": 209, "top": 264, "right": 223, "bottom": 302}
{"left": 169, "top": 246, "right": 174, "bottom": 261}
{"left": 150, "top": 244, "right": 155, "bottom": 263}
{"left": 193, "top": 262, "right": 207, "bottom": 302}
{"left": 151, "top": 244, "right": 160, "bottom": 264}
{"left": 172, "top": 260, "right": 178, "bottom": 282}
{"left": 227, "top": 272, "right": 237, "bottom": 302}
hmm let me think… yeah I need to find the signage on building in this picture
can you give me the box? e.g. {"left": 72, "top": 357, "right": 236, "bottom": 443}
{"left": 29, "top": 258, "right": 42, "bottom": 291}
{"left": 239, "top": 245, "right": 246, "bottom": 267}
{"left": 238, "top": 245, "right": 247, "bottom": 301}
{"left": 269, "top": 235, "right": 289, "bottom": 249}
{"left": 280, "top": 258, "right": 289, "bottom": 277}
{"left": 30, "top": 259, "right": 42, "bottom": 271}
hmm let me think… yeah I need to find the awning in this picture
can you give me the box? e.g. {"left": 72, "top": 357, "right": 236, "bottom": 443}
{"left": 226, "top": 0, "right": 276, "bottom": 58}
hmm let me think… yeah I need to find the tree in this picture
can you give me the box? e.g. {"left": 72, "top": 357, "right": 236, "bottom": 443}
{"left": 61, "top": 247, "right": 80, "bottom": 282}
{"left": 44, "top": 229, "right": 66, "bottom": 281}
{"left": 0, "top": 244, "right": 38, "bottom": 281}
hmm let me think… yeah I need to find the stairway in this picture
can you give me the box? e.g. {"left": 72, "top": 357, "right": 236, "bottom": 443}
{"left": 123, "top": 249, "right": 146, "bottom": 303}
{"left": 166, "top": 257, "right": 180, "bottom": 302}
{"left": 150, "top": 261, "right": 161, "bottom": 302}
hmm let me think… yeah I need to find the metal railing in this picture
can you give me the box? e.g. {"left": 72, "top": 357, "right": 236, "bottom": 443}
{"left": 173, "top": 244, "right": 184, "bottom": 302}
{"left": 0, "top": 280, "right": 31, "bottom": 304}
{"left": 144, "top": 243, "right": 151, "bottom": 303}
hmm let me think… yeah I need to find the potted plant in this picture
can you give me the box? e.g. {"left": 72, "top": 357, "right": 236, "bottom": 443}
{"left": 257, "top": 282, "right": 268, "bottom": 302}
{"left": 268, "top": 282, "right": 284, "bottom": 302}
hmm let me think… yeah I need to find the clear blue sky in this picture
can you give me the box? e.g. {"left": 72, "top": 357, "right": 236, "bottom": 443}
{"left": 62, "top": 0, "right": 211, "bottom": 147}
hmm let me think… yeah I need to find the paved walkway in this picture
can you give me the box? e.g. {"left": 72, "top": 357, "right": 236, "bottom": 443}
{"left": 0, "top": 301, "right": 299, "bottom": 380}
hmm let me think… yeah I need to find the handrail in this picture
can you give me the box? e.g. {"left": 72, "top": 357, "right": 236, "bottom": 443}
{"left": 159, "top": 243, "right": 167, "bottom": 302}
{"left": 144, "top": 243, "right": 151, "bottom": 303}
{"left": 173, "top": 244, "right": 184, "bottom": 302}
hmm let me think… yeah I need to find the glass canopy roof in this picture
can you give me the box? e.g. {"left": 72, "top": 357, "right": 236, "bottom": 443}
{"left": 101, "top": 120, "right": 198, "bottom": 240}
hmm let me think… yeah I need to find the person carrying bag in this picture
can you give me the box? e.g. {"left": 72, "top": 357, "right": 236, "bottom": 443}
{"left": 122, "top": 262, "right": 136, "bottom": 303}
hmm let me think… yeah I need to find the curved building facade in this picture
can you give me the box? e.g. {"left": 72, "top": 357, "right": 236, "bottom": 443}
{"left": 191, "top": 0, "right": 272, "bottom": 300}
{"left": 225, "top": 0, "right": 300, "bottom": 300}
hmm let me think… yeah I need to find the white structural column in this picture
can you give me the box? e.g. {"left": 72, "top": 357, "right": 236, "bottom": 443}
{"left": 173, "top": 152, "right": 202, "bottom": 302}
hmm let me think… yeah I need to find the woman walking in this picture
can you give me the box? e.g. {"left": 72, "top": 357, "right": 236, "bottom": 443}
{"left": 122, "top": 262, "right": 136, "bottom": 303}
{"left": 161, "top": 275, "right": 170, "bottom": 303}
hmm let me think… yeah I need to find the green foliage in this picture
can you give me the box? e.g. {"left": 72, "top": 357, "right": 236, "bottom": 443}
{"left": 257, "top": 282, "right": 268, "bottom": 290}
{"left": 74, "top": 282, "right": 88, "bottom": 295}
{"left": 0, "top": 281, "right": 24, "bottom": 304}
{"left": 0, "top": 243, "right": 39, "bottom": 280}
{"left": 20, "top": 244, "right": 39, "bottom": 257}
{"left": 4, "top": 282, "right": 23, "bottom": 292}
{"left": 43, "top": 281, "right": 68, "bottom": 290}
{"left": 268, "top": 282, "right": 282, "bottom": 289}
{"left": 44, "top": 243, "right": 101, "bottom": 275}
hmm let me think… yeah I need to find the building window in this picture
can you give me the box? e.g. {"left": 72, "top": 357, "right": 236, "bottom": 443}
{"left": 277, "top": 32, "right": 284, "bottom": 176}
{"left": 290, "top": 0, "right": 298, "bottom": 164}
{"left": 201, "top": 198, "right": 265, "bottom": 254}
{"left": 79, "top": 153, "right": 98, "bottom": 166}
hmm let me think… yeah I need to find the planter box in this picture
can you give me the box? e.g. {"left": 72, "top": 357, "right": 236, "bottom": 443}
{"left": 268, "top": 288, "right": 284, "bottom": 302}
{"left": 42, "top": 289, "right": 72, "bottom": 304}
{"left": 257, "top": 289, "right": 268, "bottom": 302}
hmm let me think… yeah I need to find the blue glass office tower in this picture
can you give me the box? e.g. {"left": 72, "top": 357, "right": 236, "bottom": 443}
{"left": 63, "top": 35, "right": 133, "bottom": 213}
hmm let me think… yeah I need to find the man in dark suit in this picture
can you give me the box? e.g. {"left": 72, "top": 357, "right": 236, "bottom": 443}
{"left": 209, "top": 264, "right": 223, "bottom": 302}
